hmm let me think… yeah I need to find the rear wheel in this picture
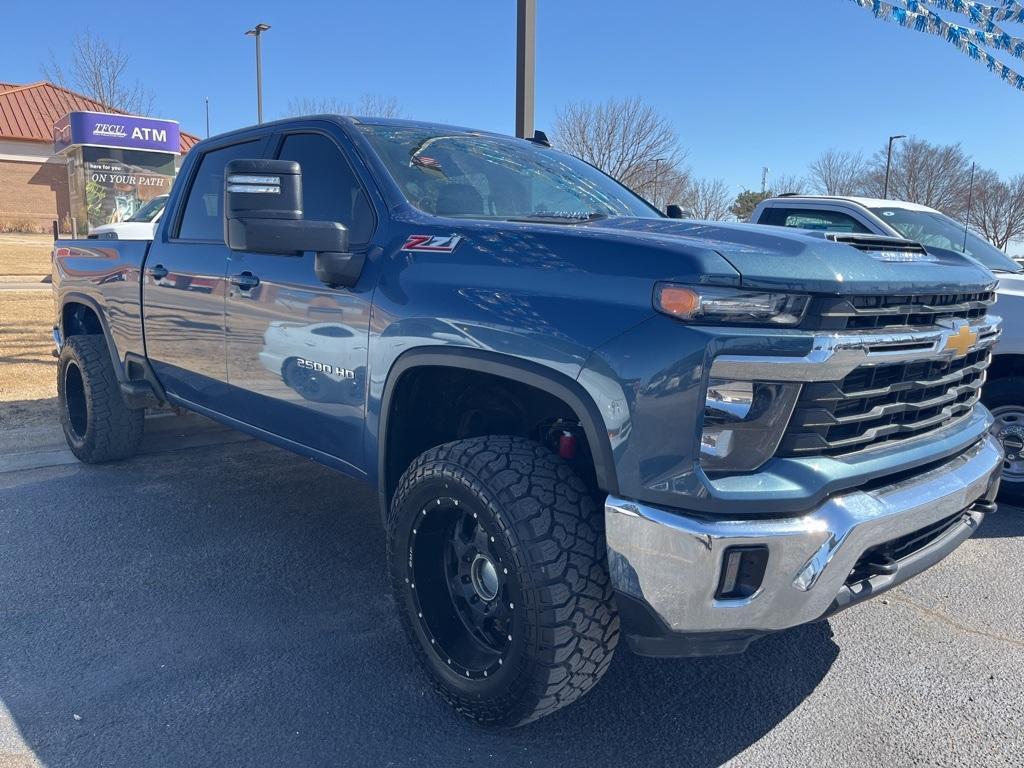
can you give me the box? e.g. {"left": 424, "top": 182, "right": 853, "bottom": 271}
{"left": 57, "top": 335, "right": 143, "bottom": 463}
{"left": 983, "top": 376, "right": 1024, "bottom": 505}
{"left": 387, "top": 435, "right": 619, "bottom": 726}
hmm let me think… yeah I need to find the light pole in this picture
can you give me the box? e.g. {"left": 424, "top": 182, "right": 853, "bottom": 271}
{"left": 883, "top": 134, "right": 905, "bottom": 199}
{"left": 515, "top": 0, "right": 535, "bottom": 138}
{"left": 245, "top": 23, "right": 271, "bottom": 124}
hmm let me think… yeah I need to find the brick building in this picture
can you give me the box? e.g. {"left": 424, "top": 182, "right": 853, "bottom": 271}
{"left": 0, "top": 81, "right": 199, "bottom": 233}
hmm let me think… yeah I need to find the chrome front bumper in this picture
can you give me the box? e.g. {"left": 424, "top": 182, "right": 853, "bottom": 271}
{"left": 606, "top": 434, "right": 1002, "bottom": 654}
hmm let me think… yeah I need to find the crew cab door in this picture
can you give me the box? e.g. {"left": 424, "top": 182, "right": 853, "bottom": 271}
{"left": 143, "top": 136, "right": 268, "bottom": 404}
{"left": 222, "top": 129, "right": 377, "bottom": 474}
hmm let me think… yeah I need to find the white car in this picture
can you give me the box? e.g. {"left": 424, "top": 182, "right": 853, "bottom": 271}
{"left": 259, "top": 322, "right": 368, "bottom": 403}
{"left": 751, "top": 195, "right": 1024, "bottom": 502}
{"left": 89, "top": 195, "right": 169, "bottom": 240}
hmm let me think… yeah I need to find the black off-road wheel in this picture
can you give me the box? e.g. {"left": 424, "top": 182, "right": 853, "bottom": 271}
{"left": 57, "top": 335, "right": 143, "bottom": 463}
{"left": 387, "top": 436, "right": 619, "bottom": 727}
{"left": 983, "top": 376, "right": 1024, "bottom": 505}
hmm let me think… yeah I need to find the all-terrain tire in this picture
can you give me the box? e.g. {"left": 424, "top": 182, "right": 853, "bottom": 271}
{"left": 387, "top": 435, "right": 619, "bottom": 727}
{"left": 982, "top": 376, "right": 1024, "bottom": 505}
{"left": 57, "top": 334, "right": 144, "bottom": 463}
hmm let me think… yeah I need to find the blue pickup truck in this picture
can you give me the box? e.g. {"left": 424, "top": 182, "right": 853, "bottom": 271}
{"left": 52, "top": 116, "right": 1004, "bottom": 726}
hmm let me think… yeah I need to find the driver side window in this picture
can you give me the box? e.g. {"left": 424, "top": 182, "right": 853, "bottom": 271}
{"left": 276, "top": 133, "right": 374, "bottom": 244}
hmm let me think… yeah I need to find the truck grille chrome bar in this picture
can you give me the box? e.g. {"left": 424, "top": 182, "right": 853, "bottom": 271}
{"left": 780, "top": 346, "right": 991, "bottom": 456}
{"left": 709, "top": 308, "right": 1001, "bottom": 459}
{"left": 809, "top": 290, "right": 995, "bottom": 331}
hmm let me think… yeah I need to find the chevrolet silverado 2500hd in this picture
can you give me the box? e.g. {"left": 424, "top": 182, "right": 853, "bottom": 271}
{"left": 52, "top": 117, "right": 1003, "bottom": 726}
{"left": 751, "top": 195, "right": 1024, "bottom": 502}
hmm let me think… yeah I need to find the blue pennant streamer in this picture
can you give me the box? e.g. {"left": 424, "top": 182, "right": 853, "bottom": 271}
{"left": 850, "top": 0, "right": 1024, "bottom": 91}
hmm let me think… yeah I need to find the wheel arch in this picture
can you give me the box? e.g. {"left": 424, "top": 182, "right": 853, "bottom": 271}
{"left": 59, "top": 292, "right": 125, "bottom": 382}
{"left": 986, "top": 353, "right": 1024, "bottom": 382}
{"left": 377, "top": 347, "right": 619, "bottom": 517}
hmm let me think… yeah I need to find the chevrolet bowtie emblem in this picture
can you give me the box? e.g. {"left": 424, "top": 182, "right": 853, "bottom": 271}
{"left": 943, "top": 325, "right": 978, "bottom": 359}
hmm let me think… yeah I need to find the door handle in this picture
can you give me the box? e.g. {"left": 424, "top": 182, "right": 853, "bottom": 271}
{"left": 147, "top": 264, "right": 168, "bottom": 281}
{"left": 230, "top": 271, "right": 260, "bottom": 290}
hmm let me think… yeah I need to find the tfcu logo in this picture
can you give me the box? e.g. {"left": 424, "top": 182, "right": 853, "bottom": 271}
{"left": 93, "top": 123, "right": 128, "bottom": 138}
{"left": 93, "top": 123, "right": 168, "bottom": 143}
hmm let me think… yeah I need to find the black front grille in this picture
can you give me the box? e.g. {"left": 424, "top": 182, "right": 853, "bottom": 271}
{"left": 807, "top": 291, "right": 995, "bottom": 331}
{"left": 846, "top": 512, "right": 966, "bottom": 586}
{"left": 780, "top": 348, "right": 991, "bottom": 456}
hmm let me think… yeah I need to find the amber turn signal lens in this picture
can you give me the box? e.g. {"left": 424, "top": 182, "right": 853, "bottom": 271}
{"left": 655, "top": 286, "right": 700, "bottom": 317}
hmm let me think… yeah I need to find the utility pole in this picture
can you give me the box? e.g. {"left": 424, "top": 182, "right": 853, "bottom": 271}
{"left": 884, "top": 134, "right": 906, "bottom": 199}
{"left": 515, "top": 0, "right": 535, "bottom": 138}
{"left": 761, "top": 166, "right": 769, "bottom": 194}
{"left": 245, "top": 23, "right": 271, "bottom": 124}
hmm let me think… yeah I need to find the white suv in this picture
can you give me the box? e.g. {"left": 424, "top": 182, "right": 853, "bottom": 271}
{"left": 752, "top": 195, "right": 1024, "bottom": 503}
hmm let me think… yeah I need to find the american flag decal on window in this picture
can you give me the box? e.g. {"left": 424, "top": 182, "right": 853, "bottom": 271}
{"left": 401, "top": 234, "right": 463, "bottom": 253}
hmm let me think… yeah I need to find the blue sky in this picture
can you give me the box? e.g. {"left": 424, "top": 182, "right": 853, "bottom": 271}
{"left": 6, "top": 0, "right": 1024, "bottom": 192}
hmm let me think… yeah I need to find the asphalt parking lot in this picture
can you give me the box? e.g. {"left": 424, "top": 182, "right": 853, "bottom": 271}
{"left": 1, "top": 417, "right": 1022, "bottom": 767}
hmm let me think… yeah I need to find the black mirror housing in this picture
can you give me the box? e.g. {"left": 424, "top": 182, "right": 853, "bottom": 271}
{"left": 666, "top": 204, "right": 685, "bottom": 219}
{"left": 225, "top": 159, "right": 302, "bottom": 223}
{"left": 223, "top": 158, "right": 363, "bottom": 287}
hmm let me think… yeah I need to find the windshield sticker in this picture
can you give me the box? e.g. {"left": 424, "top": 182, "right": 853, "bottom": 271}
{"left": 402, "top": 234, "right": 463, "bottom": 253}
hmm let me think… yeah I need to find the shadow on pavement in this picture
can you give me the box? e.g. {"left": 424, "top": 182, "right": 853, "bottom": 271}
{"left": 0, "top": 441, "right": 838, "bottom": 767}
{"left": 972, "top": 505, "right": 1024, "bottom": 539}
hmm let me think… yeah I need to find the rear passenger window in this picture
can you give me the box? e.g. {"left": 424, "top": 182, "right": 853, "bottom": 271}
{"left": 277, "top": 133, "right": 374, "bottom": 244}
{"left": 178, "top": 140, "right": 261, "bottom": 241}
{"left": 762, "top": 207, "right": 871, "bottom": 234}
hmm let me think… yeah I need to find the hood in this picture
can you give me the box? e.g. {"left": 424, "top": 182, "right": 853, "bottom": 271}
{"left": 586, "top": 218, "right": 997, "bottom": 295}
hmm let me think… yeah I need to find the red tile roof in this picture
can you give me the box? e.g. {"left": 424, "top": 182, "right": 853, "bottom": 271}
{"left": 0, "top": 81, "right": 199, "bottom": 153}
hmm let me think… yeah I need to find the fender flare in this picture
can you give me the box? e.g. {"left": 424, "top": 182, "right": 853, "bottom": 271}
{"left": 58, "top": 291, "right": 126, "bottom": 382}
{"left": 377, "top": 346, "right": 619, "bottom": 505}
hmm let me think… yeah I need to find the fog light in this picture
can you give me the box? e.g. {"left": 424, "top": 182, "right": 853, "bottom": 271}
{"left": 701, "top": 379, "right": 800, "bottom": 472}
{"left": 716, "top": 546, "right": 769, "bottom": 600}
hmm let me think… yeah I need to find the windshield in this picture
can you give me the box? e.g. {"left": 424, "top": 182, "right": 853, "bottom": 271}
{"left": 128, "top": 195, "right": 168, "bottom": 223}
{"left": 359, "top": 125, "right": 659, "bottom": 220}
{"left": 870, "top": 206, "right": 1020, "bottom": 273}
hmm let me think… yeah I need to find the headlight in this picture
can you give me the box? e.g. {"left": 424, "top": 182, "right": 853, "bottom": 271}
{"left": 701, "top": 379, "right": 800, "bottom": 472}
{"left": 654, "top": 284, "right": 808, "bottom": 326}
{"left": 96, "top": 231, "right": 119, "bottom": 240}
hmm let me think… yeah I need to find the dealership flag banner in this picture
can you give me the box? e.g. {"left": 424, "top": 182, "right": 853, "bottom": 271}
{"left": 850, "top": 0, "right": 1024, "bottom": 91}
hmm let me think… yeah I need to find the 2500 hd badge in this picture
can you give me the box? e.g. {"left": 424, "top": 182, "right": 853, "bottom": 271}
{"left": 296, "top": 357, "right": 355, "bottom": 379}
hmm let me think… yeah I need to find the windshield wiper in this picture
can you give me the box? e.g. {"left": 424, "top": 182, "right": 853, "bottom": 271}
{"left": 508, "top": 212, "right": 609, "bottom": 224}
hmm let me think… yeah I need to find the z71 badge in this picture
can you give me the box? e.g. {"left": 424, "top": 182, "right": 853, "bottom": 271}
{"left": 401, "top": 234, "right": 462, "bottom": 253}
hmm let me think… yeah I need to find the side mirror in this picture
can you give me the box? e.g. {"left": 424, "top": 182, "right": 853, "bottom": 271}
{"left": 666, "top": 204, "right": 685, "bottom": 219}
{"left": 223, "top": 159, "right": 364, "bottom": 288}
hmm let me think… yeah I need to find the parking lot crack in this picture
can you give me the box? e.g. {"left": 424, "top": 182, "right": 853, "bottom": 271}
{"left": 888, "top": 594, "right": 1024, "bottom": 648}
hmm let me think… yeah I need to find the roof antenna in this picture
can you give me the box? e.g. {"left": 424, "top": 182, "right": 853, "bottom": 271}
{"left": 528, "top": 129, "right": 550, "bottom": 147}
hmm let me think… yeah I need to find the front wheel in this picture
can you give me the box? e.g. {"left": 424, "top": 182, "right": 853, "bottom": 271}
{"left": 386, "top": 436, "right": 619, "bottom": 726}
{"left": 983, "top": 376, "right": 1024, "bottom": 505}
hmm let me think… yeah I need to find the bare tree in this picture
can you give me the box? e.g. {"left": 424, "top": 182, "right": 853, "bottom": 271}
{"left": 357, "top": 94, "right": 403, "bottom": 118}
{"left": 681, "top": 178, "right": 733, "bottom": 221}
{"left": 808, "top": 149, "right": 869, "bottom": 195}
{"left": 553, "top": 97, "right": 686, "bottom": 202}
{"left": 285, "top": 94, "right": 403, "bottom": 118}
{"left": 970, "top": 172, "right": 1024, "bottom": 251}
{"left": 648, "top": 166, "right": 692, "bottom": 211}
{"left": 769, "top": 173, "right": 807, "bottom": 196}
{"left": 863, "top": 138, "right": 973, "bottom": 218}
{"left": 42, "top": 30, "right": 153, "bottom": 115}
